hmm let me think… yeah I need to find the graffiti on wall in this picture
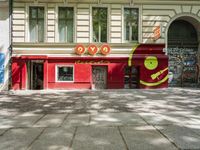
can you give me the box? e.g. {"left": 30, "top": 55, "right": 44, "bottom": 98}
{"left": 0, "top": 53, "right": 5, "bottom": 83}
{"left": 167, "top": 48, "right": 199, "bottom": 87}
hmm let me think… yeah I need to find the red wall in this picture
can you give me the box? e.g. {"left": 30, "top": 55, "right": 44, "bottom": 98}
{"left": 12, "top": 58, "right": 27, "bottom": 90}
{"left": 47, "top": 59, "right": 125, "bottom": 89}
{"left": 48, "top": 60, "right": 92, "bottom": 89}
{"left": 107, "top": 63, "right": 125, "bottom": 89}
{"left": 12, "top": 61, "right": 21, "bottom": 90}
{"left": 12, "top": 58, "right": 128, "bottom": 90}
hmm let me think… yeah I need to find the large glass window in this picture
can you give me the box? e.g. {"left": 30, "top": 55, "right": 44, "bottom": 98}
{"left": 57, "top": 66, "right": 74, "bottom": 82}
{"left": 58, "top": 7, "right": 74, "bottom": 42}
{"left": 92, "top": 7, "right": 107, "bottom": 43}
{"left": 29, "top": 7, "right": 44, "bottom": 42}
{"left": 124, "top": 8, "right": 139, "bottom": 42}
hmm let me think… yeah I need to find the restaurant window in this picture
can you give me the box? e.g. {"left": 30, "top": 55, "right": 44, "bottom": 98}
{"left": 124, "top": 8, "right": 139, "bottom": 42}
{"left": 56, "top": 66, "right": 74, "bottom": 82}
{"left": 58, "top": 7, "right": 74, "bottom": 42}
{"left": 92, "top": 7, "right": 108, "bottom": 43}
{"left": 29, "top": 7, "right": 44, "bottom": 42}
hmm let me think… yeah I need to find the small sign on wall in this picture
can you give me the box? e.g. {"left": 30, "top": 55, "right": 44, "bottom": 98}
{"left": 0, "top": 53, "right": 5, "bottom": 84}
{"left": 74, "top": 44, "right": 111, "bottom": 56}
{"left": 75, "top": 44, "right": 85, "bottom": 55}
{"left": 153, "top": 26, "right": 161, "bottom": 41}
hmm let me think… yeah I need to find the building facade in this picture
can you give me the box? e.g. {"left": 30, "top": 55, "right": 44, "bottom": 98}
{"left": 11, "top": 0, "right": 200, "bottom": 90}
{"left": 0, "top": 0, "right": 10, "bottom": 90}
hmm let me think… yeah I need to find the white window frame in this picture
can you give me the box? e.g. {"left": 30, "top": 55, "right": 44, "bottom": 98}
{"left": 55, "top": 65, "right": 74, "bottom": 82}
{"left": 90, "top": 4, "right": 110, "bottom": 43}
{"left": 26, "top": 3, "right": 47, "bottom": 42}
{"left": 55, "top": 4, "right": 76, "bottom": 43}
{"left": 122, "top": 5, "right": 142, "bottom": 43}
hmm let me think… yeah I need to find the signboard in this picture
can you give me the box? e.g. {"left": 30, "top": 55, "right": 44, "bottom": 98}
{"left": 88, "top": 44, "right": 98, "bottom": 55}
{"left": 75, "top": 60, "right": 110, "bottom": 64}
{"left": 153, "top": 26, "right": 161, "bottom": 40}
{"left": 74, "top": 44, "right": 111, "bottom": 56}
{"left": 0, "top": 53, "right": 5, "bottom": 84}
{"left": 75, "top": 44, "right": 85, "bottom": 55}
{"left": 100, "top": 44, "right": 111, "bottom": 55}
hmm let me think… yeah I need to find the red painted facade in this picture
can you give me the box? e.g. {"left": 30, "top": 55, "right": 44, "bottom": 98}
{"left": 12, "top": 44, "right": 168, "bottom": 90}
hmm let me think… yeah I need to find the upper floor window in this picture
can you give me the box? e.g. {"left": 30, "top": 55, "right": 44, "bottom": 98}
{"left": 58, "top": 7, "right": 74, "bottom": 43}
{"left": 92, "top": 7, "right": 107, "bottom": 43}
{"left": 29, "top": 7, "right": 44, "bottom": 42}
{"left": 124, "top": 8, "right": 139, "bottom": 42}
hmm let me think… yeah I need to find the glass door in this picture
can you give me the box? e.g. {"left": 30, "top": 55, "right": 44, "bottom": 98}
{"left": 124, "top": 66, "right": 139, "bottom": 89}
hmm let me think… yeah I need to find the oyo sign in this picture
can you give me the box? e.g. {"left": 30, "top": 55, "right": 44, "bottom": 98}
{"left": 75, "top": 44, "right": 85, "bottom": 55}
{"left": 88, "top": 44, "right": 98, "bottom": 55}
{"left": 75, "top": 44, "right": 111, "bottom": 56}
{"left": 100, "top": 44, "right": 111, "bottom": 55}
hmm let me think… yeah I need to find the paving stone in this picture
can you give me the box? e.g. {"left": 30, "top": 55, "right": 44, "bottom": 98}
{"left": 0, "top": 128, "right": 43, "bottom": 150}
{"left": 0, "top": 117, "right": 13, "bottom": 128}
{"left": 29, "top": 127, "right": 75, "bottom": 150}
{"left": 72, "top": 126, "right": 126, "bottom": 150}
{"left": 156, "top": 125, "right": 200, "bottom": 150}
{"left": 0, "top": 108, "right": 20, "bottom": 117}
{"left": 34, "top": 114, "right": 67, "bottom": 127}
{"left": 184, "top": 124, "right": 200, "bottom": 136}
{"left": 139, "top": 113, "right": 176, "bottom": 125}
{"left": 11, "top": 114, "right": 43, "bottom": 127}
{"left": 0, "top": 114, "right": 44, "bottom": 128}
{"left": 184, "top": 118, "right": 200, "bottom": 125}
{"left": 90, "top": 113, "right": 146, "bottom": 126}
{"left": 62, "top": 114, "right": 90, "bottom": 127}
{"left": 161, "top": 114, "right": 200, "bottom": 125}
{"left": 0, "top": 129, "right": 7, "bottom": 135}
{"left": 120, "top": 125, "right": 178, "bottom": 150}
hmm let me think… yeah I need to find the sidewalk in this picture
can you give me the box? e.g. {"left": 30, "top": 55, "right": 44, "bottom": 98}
{"left": 0, "top": 88, "right": 200, "bottom": 150}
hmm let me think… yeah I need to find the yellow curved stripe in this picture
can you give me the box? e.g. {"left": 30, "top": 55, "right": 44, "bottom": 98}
{"left": 128, "top": 44, "right": 140, "bottom": 66}
{"left": 140, "top": 75, "right": 169, "bottom": 87}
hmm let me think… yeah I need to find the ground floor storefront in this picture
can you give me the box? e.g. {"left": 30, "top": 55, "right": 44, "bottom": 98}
{"left": 11, "top": 44, "right": 169, "bottom": 90}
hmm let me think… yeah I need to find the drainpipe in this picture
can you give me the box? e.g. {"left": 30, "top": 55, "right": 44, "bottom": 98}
{"left": 8, "top": 0, "right": 13, "bottom": 90}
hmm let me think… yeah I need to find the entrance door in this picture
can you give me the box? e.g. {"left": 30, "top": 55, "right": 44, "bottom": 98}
{"left": 31, "top": 62, "right": 44, "bottom": 90}
{"left": 124, "top": 66, "right": 139, "bottom": 89}
{"left": 92, "top": 66, "right": 107, "bottom": 89}
{"left": 168, "top": 19, "right": 199, "bottom": 87}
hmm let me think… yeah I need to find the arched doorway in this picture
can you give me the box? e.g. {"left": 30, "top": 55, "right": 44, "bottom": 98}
{"left": 167, "top": 19, "right": 199, "bottom": 87}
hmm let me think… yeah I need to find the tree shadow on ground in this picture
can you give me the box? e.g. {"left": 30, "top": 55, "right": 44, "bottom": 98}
{"left": 0, "top": 88, "right": 199, "bottom": 116}
{"left": 0, "top": 88, "right": 200, "bottom": 149}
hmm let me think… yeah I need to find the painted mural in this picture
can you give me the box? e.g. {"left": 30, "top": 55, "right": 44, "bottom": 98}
{"left": 128, "top": 44, "right": 168, "bottom": 88}
{"left": 0, "top": 53, "right": 5, "bottom": 84}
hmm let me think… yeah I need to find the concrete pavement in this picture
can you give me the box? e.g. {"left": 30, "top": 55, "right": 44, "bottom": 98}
{"left": 0, "top": 88, "right": 200, "bottom": 150}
